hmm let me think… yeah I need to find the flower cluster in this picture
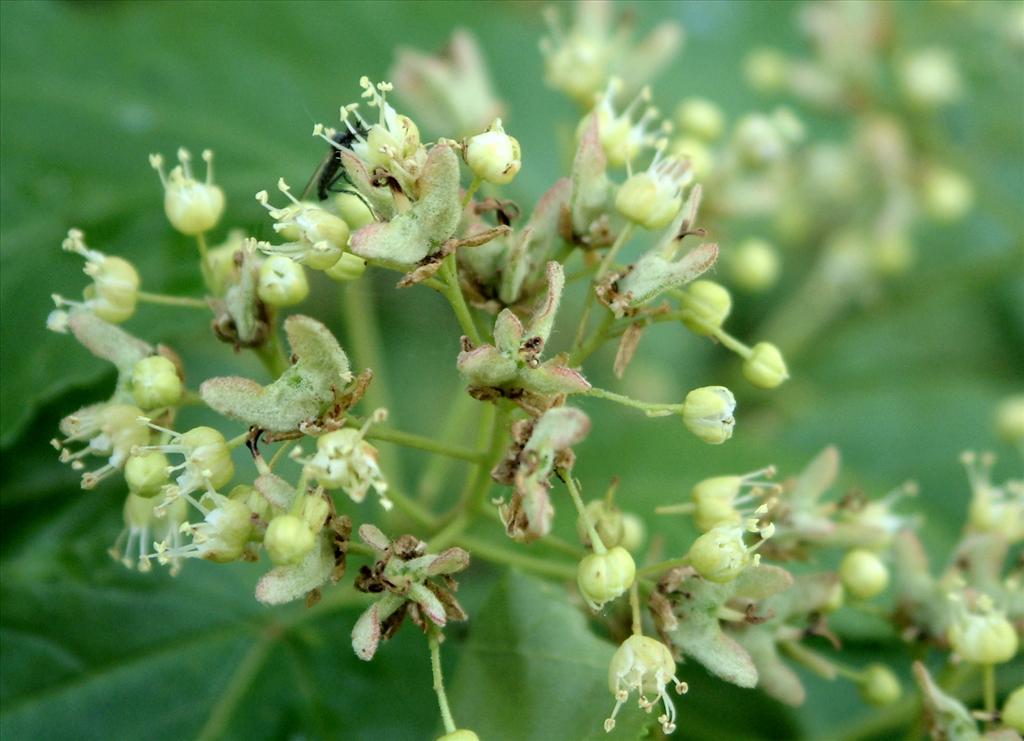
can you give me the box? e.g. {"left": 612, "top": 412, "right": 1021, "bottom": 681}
{"left": 40, "top": 2, "right": 1021, "bottom": 738}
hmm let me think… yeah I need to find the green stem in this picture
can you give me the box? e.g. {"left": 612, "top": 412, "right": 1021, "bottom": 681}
{"left": 569, "top": 311, "right": 616, "bottom": 366}
{"left": 226, "top": 431, "right": 251, "bottom": 450}
{"left": 629, "top": 582, "right": 643, "bottom": 636}
{"left": 570, "top": 224, "right": 634, "bottom": 356}
{"left": 428, "top": 627, "right": 457, "bottom": 735}
{"left": 564, "top": 473, "right": 605, "bottom": 554}
{"left": 983, "top": 663, "right": 996, "bottom": 720}
{"left": 137, "top": 291, "right": 208, "bottom": 309}
{"left": 418, "top": 392, "right": 478, "bottom": 507}
{"left": 711, "top": 327, "right": 752, "bottom": 359}
{"left": 365, "top": 425, "right": 484, "bottom": 463}
{"left": 462, "top": 176, "right": 482, "bottom": 208}
{"left": 466, "top": 403, "right": 509, "bottom": 513}
{"left": 440, "top": 254, "right": 482, "bottom": 345}
{"left": 457, "top": 534, "right": 577, "bottom": 581}
{"left": 585, "top": 386, "right": 683, "bottom": 416}
{"left": 253, "top": 330, "right": 289, "bottom": 378}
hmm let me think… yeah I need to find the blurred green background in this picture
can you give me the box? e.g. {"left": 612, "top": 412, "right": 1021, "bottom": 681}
{"left": 1, "top": 1, "right": 1021, "bottom": 739}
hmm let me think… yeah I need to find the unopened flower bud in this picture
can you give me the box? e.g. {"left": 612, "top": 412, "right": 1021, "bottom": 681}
{"left": 921, "top": 167, "right": 973, "bottom": 222}
{"left": 995, "top": 396, "right": 1024, "bottom": 447}
{"left": 670, "top": 136, "right": 713, "bottom": 179}
{"left": 839, "top": 549, "right": 889, "bottom": 600}
{"left": 948, "top": 594, "right": 1018, "bottom": 665}
{"left": 899, "top": 49, "right": 961, "bottom": 108}
{"left": 258, "top": 255, "right": 309, "bottom": 307}
{"left": 858, "top": 664, "right": 901, "bottom": 706}
{"left": 619, "top": 513, "right": 646, "bottom": 553}
{"left": 206, "top": 229, "right": 246, "bottom": 295}
{"left": 615, "top": 152, "right": 691, "bottom": 230}
{"left": 734, "top": 114, "right": 786, "bottom": 168}
{"left": 822, "top": 582, "right": 845, "bottom": 613}
{"left": 333, "top": 192, "right": 375, "bottom": 230}
{"left": 680, "top": 280, "right": 732, "bottom": 336}
{"left": 870, "top": 233, "right": 915, "bottom": 277}
{"left": 131, "top": 356, "right": 183, "bottom": 410}
{"left": 1004, "top": 685, "right": 1024, "bottom": 733}
{"left": 675, "top": 98, "right": 724, "bottom": 142}
{"left": 743, "top": 342, "right": 789, "bottom": 389}
{"left": 744, "top": 48, "right": 788, "bottom": 93}
{"left": 730, "top": 238, "right": 780, "bottom": 292}
{"left": 577, "top": 499, "right": 625, "bottom": 549}
{"left": 325, "top": 252, "right": 368, "bottom": 283}
{"left": 124, "top": 451, "right": 170, "bottom": 498}
{"left": 150, "top": 148, "right": 225, "bottom": 235}
{"left": 465, "top": 118, "right": 521, "bottom": 185}
{"left": 690, "top": 525, "right": 756, "bottom": 583}
{"left": 682, "top": 386, "right": 736, "bottom": 445}
{"left": 264, "top": 514, "right": 316, "bottom": 566}
{"left": 577, "top": 546, "right": 636, "bottom": 611}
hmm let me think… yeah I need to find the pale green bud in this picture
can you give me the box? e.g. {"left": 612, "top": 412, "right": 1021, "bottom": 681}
{"left": 839, "top": 549, "right": 889, "bottom": 600}
{"left": 325, "top": 253, "right": 368, "bottom": 283}
{"left": 858, "top": 664, "right": 902, "bottom": 706}
{"left": 124, "top": 451, "right": 170, "bottom": 498}
{"left": 675, "top": 97, "right": 724, "bottom": 142}
{"left": 150, "top": 149, "right": 225, "bottom": 236}
{"left": 131, "top": 355, "right": 183, "bottom": 410}
{"left": 465, "top": 118, "right": 521, "bottom": 185}
{"left": 577, "top": 546, "right": 636, "bottom": 611}
{"left": 84, "top": 256, "right": 140, "bottom": 324}
{"left": 734, "top": 114, "right": 786, "bottom": 168}
{"left": 921, "top": 167, "right": 973, "bottom": 222}
{"left": 619, "top": 513, "right": 646, "bottom": 553}
{"left": 1004, "top": 685, "right": 1024, "bottom": 733}
{"left": 948, "top": 595, "right": 1018, "bottom": 665}
{"left": 615, "top": 156, "right": 691, "bottom": 230}
{"left": 576, "top": 499, "right": 625, "bottom": 549}
{"left": 689, "top": 525, "right": 753, "bottom": 583}
{"left": 898, "top": 49, "right": 961, "bottom": 108}
{"left": 743, "top": 342, "right": 789, "bottom": 389}
{"left": 669, "top": 136, "right": 713, "bottom": 179}
{"left": 682, "top": 386, "right": 736, "bottom": 445}
{"left": 178, "top": 426, "right": 235, "bottom": 491}
{"left": 995, "top": 396, "right": 1024, "bottom": 447}
{"left": 680, "top": 280, "right": 732, "bottom": 336}
{"left": 264, "top": 514, "right": 316, "bottom": 566}
{"left": 730, "top": 238, "right": 780, "bottom": 292}
{"left": 333, "top": 192, "right": 375, "bottom": 230}
{"left": 822, "top": 582, "right": 845, "bottom": 613}
{"left": 206, "top": 229, "right": 247, "bottom": 296}
{"left": 870, "top": 234, "right": 915, "bottom": 277}
{"left": 258, "top": 255, "right": 309, "bottom": 307}
{"left": 694, "top": 496, "right": 742, "bottom": 533}
{"left": 744, "top": 48, "right": 788, "bottom": 93}
{"left": 229, "top": 484, "right": 269, "bottom": 540}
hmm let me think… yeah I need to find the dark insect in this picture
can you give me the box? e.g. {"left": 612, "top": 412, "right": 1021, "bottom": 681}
{"left": 302, "top": 120, "right": 369, "bottom": 201}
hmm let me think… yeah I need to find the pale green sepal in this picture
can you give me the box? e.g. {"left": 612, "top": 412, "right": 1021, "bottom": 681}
{"left": 352, "top": 592, "right": 405, "bottom": 661}
{"left": 457, "top": 344, "right": 518, "bottom": 387}
{"left": 255, "top": 472, "right": 295, "bottom": 511}
{"left": 736, "top": 630, "right": 807, "bottom": 706}
{"left": 349, "top": 143, "right": 461, "bottom": 264}
{"left": 339, "top": 150, "right": 394, "bottom": 221}
{"left": 68, "top": 309, "right": 153, "bottom": 375}
{"left": 499, "top": 178, "right": 572, "bottom": 305}
{"left": 518, "top": 361, "right": 591, "bottom": 396}
{"left": 492, "top": 309, "right": 524, "bottom": 356}
{"left": 201, "top": 315, "right": 353, "bottom": 432}
{"left": 525, "top": 262, "right": 564, "bottom": 347}
{"left": 254, "top": 532, "right": 333, "bottom": 605}
{"left": 615, "top": 241, "right": 719, "bottom": 313}
{"left": 570, "top": 114, "right": 611, "bottom": 237}
{"left": 913, "top": 662, "right": 981, "bottom": 741}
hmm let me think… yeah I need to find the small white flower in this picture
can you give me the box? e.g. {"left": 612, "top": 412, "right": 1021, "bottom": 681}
{"left": 150, "top": 148, "right": 225, "bottom": 235}
{"left": 52, "top": 402, "right": 149, "bottom": 489}
{"left": 304, "top": 421, "right": 390, "bottom": 509}
{"left": 605, "top": 635, "right": 688, "bottom": 734}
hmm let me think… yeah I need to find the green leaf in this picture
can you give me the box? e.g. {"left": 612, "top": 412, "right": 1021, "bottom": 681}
{"left": 448, "top": 570, "right": 651, "bottom": 740}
